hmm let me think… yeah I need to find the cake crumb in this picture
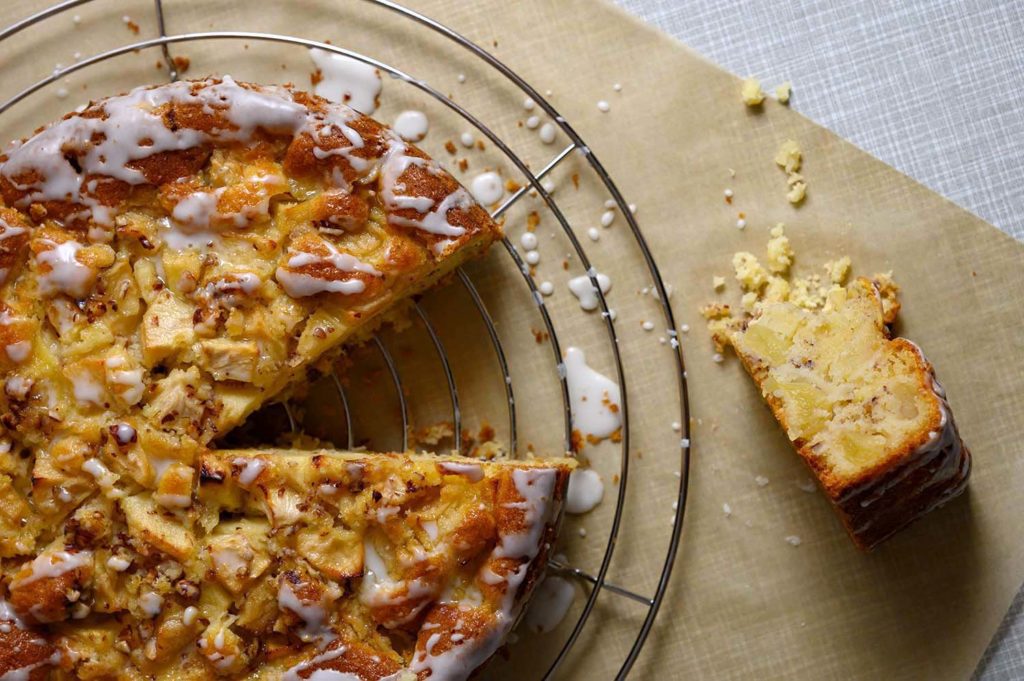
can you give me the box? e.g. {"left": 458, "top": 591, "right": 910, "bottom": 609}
{"left": 765, "top": 224, "right": 793, "bottom": 274}
{"left": 785, "top": 535, "right": 803, "bottom": 547}
{"left": 775, "top": 81, "right": 792, "bottom": 104}
{"left": 774, "top": 140, "right": 802, "bottom": 173}
{"left": 732, "top": 252, "right": 770, "bottom": 292}
{"left": 712, "top": 276, "right": 726, "bottom": 291}
{"left": 824, "top": 256, "right": 851, "bottom": 284}
{"left": 775, "top": 140, "right": 807, "bottom": 204}
{"left": 741, "top": 78, "right": 765, "bottom": 106}
{"left": 699, "top": 303, "right": 731, "bottom": 321}
{"left": 871, "top": 271, "right": 901, "bottom": 323}
{"left": 699, "top": 225, "right": 901, "bottom": 353}
{"left": 786, "top": 180, "right": 807, "bottom": 205}
{"left": 723, "top": 502, "right": 733, "bottom": 517}
{"left": 755, "top": 475, "right": 770, "bottom": 487}
{"left": 796, "top": 478, "right": 817, "bottom": 493}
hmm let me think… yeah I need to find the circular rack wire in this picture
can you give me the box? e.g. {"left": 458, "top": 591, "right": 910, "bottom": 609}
{"left": 0, "top": 1, "right": 694, "bottom": 677}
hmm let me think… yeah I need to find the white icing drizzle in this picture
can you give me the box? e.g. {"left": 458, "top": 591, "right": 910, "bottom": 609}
{"left": 36, "top": 240, "right": 94, "bottom": 298}
{"left": 2, "top": 77, "right": 307, "bottom": 225}
{"left": 281, "top": 644, "right": 349, "bottom": 681}
{"left": 139, "top": 591, "right": 163, "bottom": 618}
{"left": 567, "top": 272, "right": 612, "bottom": 311}
{"left": 106, "top": 555, "right": 130, "bottom": 572}
{"left": 393, "top": 110, "right": 429, "bottom": 142}
{"left": 275, "top": 239, "right": 381, "bottom": 298}
{"left": 183, "top": 605, "right": 200, "bottom": 626}
{"left": 380, "top": 138, "right": 470, "bottom": 242}
{"left": 421, "top": 520, "right": 439, "bottom": 542}
{"left": 565, "top": 468, "right": 604, "bottom": 514}
{"left": 360, "top": 538, "right": 432, "bottom": 625}
{"left": 10, "top": 550, "right": 92, "bottom": 588}
{"left": 309, "top": 48, "right": 382, "bottom": 114}
{"left": 3, "top": 78, "right": 475, "bottom": 281}
{"left": 438, "top": 461, "right": 484, "bottom": 482}
{"left": 82, "top": 458, "right": 122, "bottom": 497}
{"left": 409, "top": 467, "right": 558, "bottom": 679}
{"left": 234, "top": 457, "right": 266, "bottom": 487}
{"left": 0, "top": 598, "right": 26, "bottom": 628}
{"left": 277, "top": 581, "right": 336, "bottom": 647}
{"left": 522, "top": 575, "right": 575, "bottom": 633}
{"left": 308, "top": 108, "right": 372, "bottom": 177}
{"left": 171, "top": 190, "right": 220, "bottom": 227}
{"left": 107, "top": 367, "right": 145, "bottom": 405}
{"left": 469, "top": 171, "right": 504, "bottom": 205}
{"left": 564, "top": 347, "right": 622, "bottom": 440}
{"left": 71, "top": 370, "right": 105, "bottom": 406}
{"left": 4, "top": 341, "right": 30, "bottom": 363}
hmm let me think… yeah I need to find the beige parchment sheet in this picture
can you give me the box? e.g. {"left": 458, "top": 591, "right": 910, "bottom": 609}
{"left": 2, "top": 0, "right": 1023, "bottom": 679}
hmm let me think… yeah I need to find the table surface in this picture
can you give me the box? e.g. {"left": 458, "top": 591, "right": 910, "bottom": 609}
{"left": 610, "top": 1, "right": 1024, "bottom": 679}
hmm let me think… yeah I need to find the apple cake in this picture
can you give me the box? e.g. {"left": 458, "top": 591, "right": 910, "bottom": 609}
{"left": 704, "top": 228, "right": 970, "bottom": 549}
{"left": 0, "top": 78, "right": 574, "bottom": 679}
{"left": 0, "top": 449, "right": 572, "bottom": 679}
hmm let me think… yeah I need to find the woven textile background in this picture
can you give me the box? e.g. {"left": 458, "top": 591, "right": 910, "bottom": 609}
{"left": 610, "top": 1, "right": 1024, "bottom": 678}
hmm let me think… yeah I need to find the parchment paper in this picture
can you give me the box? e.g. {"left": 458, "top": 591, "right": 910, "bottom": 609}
{"left": 1, "top": 1, "right": 1022, "bottom": 679}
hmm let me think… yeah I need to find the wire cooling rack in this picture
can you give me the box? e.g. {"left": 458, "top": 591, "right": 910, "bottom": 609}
{"left": 0, "top": 1, "right": 693, "bottom": 677}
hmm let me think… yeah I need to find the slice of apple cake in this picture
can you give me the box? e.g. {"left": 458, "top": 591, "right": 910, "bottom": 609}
{"left": 704, "top": 227, "right": 970, "bottom": 549}
{"left": 0, "top": 79, "right": 575, "bottom": 680}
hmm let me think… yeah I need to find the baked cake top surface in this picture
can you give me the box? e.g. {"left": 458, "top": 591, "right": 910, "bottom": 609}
{"left": 0, "top": 449, "right": 572, "bottom": 679}
{"left": 0, "top": 79, "right": 529, "bottom": 680}
{"left": 0, "top": 77, "right": 499, "bottom": 450}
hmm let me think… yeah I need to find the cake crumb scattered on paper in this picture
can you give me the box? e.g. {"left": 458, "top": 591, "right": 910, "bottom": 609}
{"left": 824, "top": 256, "right": 851, "bottom": 284}
{"left": 699, "top": 225, "right": 902, "bottom": 354}
{"left": 712, "top": 276, "right": 726, "bottom": 291}
{"left": 700, "top": 225, "right": 901, "bottom": 352}
{"left": 765, "top": 224, "right": 793, "bottom": 274}
{"left": 775, "top": 81, "right": 792, "bottom": 104}
{"left": 786, "top": 179, "right": 807, "bottom": 205}
{"left": 741, "top": 77, "right": 765, "bottom": 106}
{"left": 774, "top": 140, "right": 802, "bottom": 173}
{"left": 775, "top": 139, "right": 807, "bottom": 204}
